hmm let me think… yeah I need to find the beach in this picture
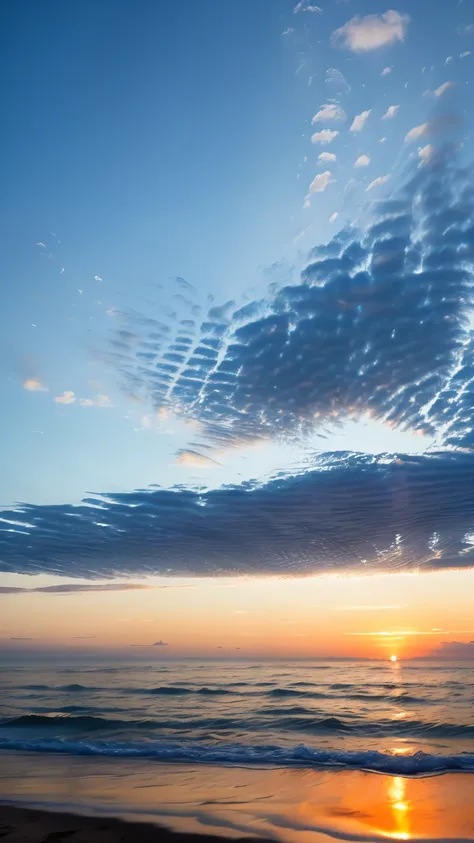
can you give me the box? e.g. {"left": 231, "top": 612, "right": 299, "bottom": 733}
{"left": 2, "top": 752, "right": 474, "bottom": 842}
{"left": 2, "top": 660, "right": 474, "bottom": 841}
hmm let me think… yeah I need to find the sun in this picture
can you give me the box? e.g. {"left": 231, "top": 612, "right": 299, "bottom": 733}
{"left": 390, "top": 655, "right": 398, "bottom": 662}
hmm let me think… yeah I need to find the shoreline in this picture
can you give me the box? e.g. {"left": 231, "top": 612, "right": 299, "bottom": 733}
{"left": 0, "top": 804, "right": 266, "bottom": 843}
{"left": 1, "top": 752, "right": 474, "bottom": 841}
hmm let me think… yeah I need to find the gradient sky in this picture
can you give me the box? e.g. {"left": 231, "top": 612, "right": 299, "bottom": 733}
{"left": 1, "top": 0, "right": 474, "bottom": 659}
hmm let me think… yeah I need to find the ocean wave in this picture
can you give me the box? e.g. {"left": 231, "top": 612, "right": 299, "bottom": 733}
{"left": 3, "top": 712, "right": 473, "bottom": 738}
{"left": 0, "top": 736, "right": 473, "bottom": 775}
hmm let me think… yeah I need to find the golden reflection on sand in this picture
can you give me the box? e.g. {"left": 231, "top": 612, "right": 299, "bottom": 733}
{"left": 2, "top": 754, "right": 474, "bottom": 841}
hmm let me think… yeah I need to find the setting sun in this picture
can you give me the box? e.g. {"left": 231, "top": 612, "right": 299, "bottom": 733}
{"left": 390, "top": 655, "right": 398, "bottom": 663}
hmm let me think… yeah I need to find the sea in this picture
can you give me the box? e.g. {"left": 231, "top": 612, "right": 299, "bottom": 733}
{"left": 1, "top": 659, "right": 473, "bottom": 775}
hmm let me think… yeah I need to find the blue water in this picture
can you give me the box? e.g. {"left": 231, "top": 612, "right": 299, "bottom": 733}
{"left": 1, "top": 660, "right": 473, "bottom": 776}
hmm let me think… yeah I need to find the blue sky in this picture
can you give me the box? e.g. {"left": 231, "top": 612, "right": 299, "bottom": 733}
{"left": 1, "top": 0, "right": 474, "bottom": 583}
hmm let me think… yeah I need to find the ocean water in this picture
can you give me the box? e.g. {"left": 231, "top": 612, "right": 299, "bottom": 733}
{"left": 1, "top": 660, "right": 473, "bottom": 776}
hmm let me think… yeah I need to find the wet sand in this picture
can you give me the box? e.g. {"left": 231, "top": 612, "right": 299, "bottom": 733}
{"left": 1, "top": 751, "right": 474, "bottom": 841}
{"left": 0, "top": 804, "right": 264, "bottom": 843}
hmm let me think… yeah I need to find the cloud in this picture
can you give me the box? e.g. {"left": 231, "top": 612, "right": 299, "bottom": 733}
{"left": 461, "top": 51, "right": 471, "bottom": 58}
{"left": 329, "top": 212, "right": 339, "bottom": 223}
{"left": 458, "top": 23, "right": 474, "bottom": 36}
{"left": 418, "top": 144, "right": 434, "bottom": 165}
{"left": 309, "top": 171, "right": 334, "bottom": 193}
{"left": 332, "top": 11, "right": 409, "bottom": 52}
{"left": 294, "top": 1, "right": 322, "bottom": 11}
{"left": 312, "top": 105, "right": 346, "bottom": 124}
{"left": 428, "top": 641, "right": 474, "bottom": 660}
{"left": 382, "top": 105, "right": 400, "bottom": 119}
{"left": 54, "top": 391, "right": 76, "bottom": 405}
{"left": 311, "top": 130, "right": 339, "bottom": 144}
{"left": 405, "top": 123, "right": 429, "bottom": 142}
{"left": 445, "top": 56, "right": 452, "bottom": 65}
{"left": 79, "top": 394, "right": 113, "bottom": 408}
{"left": 434, "top": 81, "right": 453, "bottom": 97}
{"left": 175, "top": 449, "right": 222, "bottom": 468}
{"left": 282, "top": 27, "right": 294, "bottom": 35}
{"left": 0, "top": 583, "right": 155, "bottom": 595}
{"left": 350, "top": 110, "right": 371, "bottom": 132}
{"left": 9, "top": 637, "right": 33, "bottom": 641}
{"left": 23, "top": 379, "right": 47, "bottom": 393}
{"left": 5, "top": 450, "right": 474, "bottom": 578}
{"left": 4, "top": 150, "right": 474, "bottom": 579}
{"left": 365, "top": 174, "right": 390, "bottom": 191}
{"left": 354, "top": 155, "right": 370, "bottom": 168}
{"left": 318, "top": 152, "right": 337, "bottom": 163}
{"left": 153, "top": 640, "right": 169, "bottom": 646}
{"left": 381, "top": 66, "right": 392, "bottom": 76}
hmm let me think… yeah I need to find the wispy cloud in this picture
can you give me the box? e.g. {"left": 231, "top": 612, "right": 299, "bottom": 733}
{"left": 312, "top": 104, "right": 346, "bottom": 124}
{"left": 294, "top": 1, "right": 322, "bottom": 12}
{"left": 153, "top": 640, "right": 168, "bottom": 646}
{"left": 354, "top": 154, "right": 370, "bottom": 167}
{"left": 434, "top": 81, "right": 453, "bottom": 97}
{"left": 365, "top": 174, "right": 390, "bottom": 191}
{"left": 382, "top": 104, "right": 400, "bottom": 119}
{"left": 350, "top": 110, "right": 371, "bottom": 132}
{"left": 418, "top": 144, "right": 434, "bottom": 165}
{"left": 0, "top": 583, "right": 155, "bottom": 595}
{"left": 405, "top": 123, "right": 429, "bottom": 142}
{"left": 79, "top": 394, "right": 113, "bottom": 408}
{"left": 332, "top": 11, "right": 409, "bottom": 52}
{"left": 381, "top": 66, "right": 392, "bottom": 76}
{"left": 175, "top": 449, "right": 222, "bottom": 468}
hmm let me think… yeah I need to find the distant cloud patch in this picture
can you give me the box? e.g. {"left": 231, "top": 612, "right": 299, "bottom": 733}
{"left": 332, "top": 10, "right": 409, "bottom": 52}
{"left": 54, "top": 391, "right": 76, "bottom": 405}
{"left": 350, "top": 110, "right": 371, "bottom": 132}
{"left": 23, "top": 379, "right": 47, "bottom": 393}
{"left": 309, "top": 171, "right": 335, "bottom": 193}
{"left": 382, "top": 105, "right": 400, "bottom": 119}
{"left": 354, "top": 154, "right": 370, "bottom": 167}
{"left": 311, "top": 129, "right": 339, "bottom": 144}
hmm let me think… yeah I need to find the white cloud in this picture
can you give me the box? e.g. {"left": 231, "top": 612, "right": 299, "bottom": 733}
{"left": 312, "top": 104, "right": 346, "bottom": 123}
{"left": 303, "top": 197, "right": 311, "bottom": 209}
{"left": 445, "top": 56, "right": 453, "bottom": 65}
{"left": 329, "top": 212, "right": 339, "bottom": 223}
{"left": 380, "top": 137, "right": 387, "bottom": 143}
{"left": 294, "top": 0, "right": 322, "bottom": 11}
{"left": 382, "top": 104, "right": 400, "bottom": 119}
{"left": 80, "top": 394, "right": 114, "bottom": 408}
{"left": 418, "top": 144, "right": 434, "bottom": 165}
{"left": 434, "top": 81, "right": 453, "bottom": 97}
{"left": 461, "top": 51, "right": 471, "bottom": 58}
{"left": 381, "top": 66, "right": 392, "bottom": 75}
{"left": 94, "top": 275, "right": 102, "bottom": 281}
{"left": 309, "top": 171, "right": 334, "bottom": 193}
{"left": 282, "top": 27, "right": 294, "bottom": 35}
{"left": 355, "top": 154, "right": 370, "bottom": 167}
{"left": 366, "top": 174, "right": 390, "bottom": 192}
{"left": 318, "top": 151, "right": 337, "bottom": 162}
{"left": 405, "top": 122, "right": 429, "bottom": 142}
{"left": 23, "top": 379, "right": 48, "bottom": 393}
{"left": 35, "top": 241, "right": 46, "bottom": 248}
{"left": 350, "top": 110, "right": 371, "bottom": 132}
{"left": 332, "top": 10, "right": 409, "bottom": 52}
{"left": 311, "top": 129, "right": 339, "bottom": 144}
{"left": 54, "top": 391, "right": 76, "bottom": 405}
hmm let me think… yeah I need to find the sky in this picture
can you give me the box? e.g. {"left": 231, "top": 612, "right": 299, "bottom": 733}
{"left": 1, "top": 0, "right": 474, "bottom": 659}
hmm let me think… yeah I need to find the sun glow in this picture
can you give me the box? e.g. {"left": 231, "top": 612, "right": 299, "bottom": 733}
{"left": 390, "top": 654, "right": 398, "bottom": 662}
